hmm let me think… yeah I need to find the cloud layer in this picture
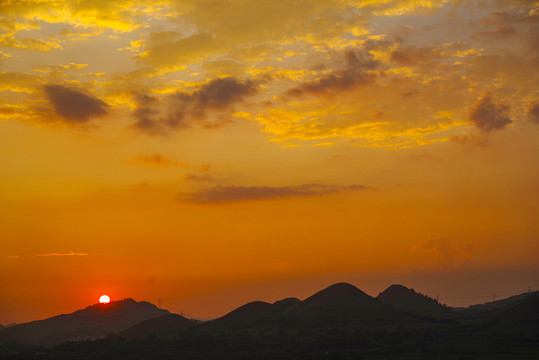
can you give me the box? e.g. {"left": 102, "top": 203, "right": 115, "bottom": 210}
{"left": 180, "top": 183, "right": 371, "bottom": 204}
{"left": 0, "top": 1, "right": 536, "bottom": 148}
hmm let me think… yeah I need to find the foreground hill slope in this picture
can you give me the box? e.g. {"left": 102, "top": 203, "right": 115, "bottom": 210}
{"left": 493, "top": 292, "right": 539, "bottom": 330}
{"left": 120, "top": 313, "right": 193, "bottom": 338}
{"left": 0, "top": 299, "right": 169, "bottom": 345}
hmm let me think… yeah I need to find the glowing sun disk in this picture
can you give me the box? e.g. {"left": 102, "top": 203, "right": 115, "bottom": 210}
{"left": 99, "top": 295, "right": 110, "bottom": 304}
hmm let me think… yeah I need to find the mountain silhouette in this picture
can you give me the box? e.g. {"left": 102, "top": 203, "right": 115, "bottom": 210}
{"left": 300, "top": 282, "right": 369, "bottom": 307}
{"left": 207, "top": 298, "right": 300, "bottom": 331}
{"left": 1, "top": 284, "right": 538, "bottom": 359}
{"left": 377, "top": 284, "right": 453, "bottom": 319}
{"left": 207, "top": 283, "right": 416, "bottom": 333}
{"left": 286, "top": 282, "right": 413, "bottom": 328}
{"left": 0, "top": 298, "right": 169, "bottom": 345}
{"left": 120, "top": 313, "right": 193, "bottom": 338}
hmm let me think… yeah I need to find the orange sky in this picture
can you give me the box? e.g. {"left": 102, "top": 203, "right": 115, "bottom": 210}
{"left": 1, "top": 0, "right": 538, "bottom": 324}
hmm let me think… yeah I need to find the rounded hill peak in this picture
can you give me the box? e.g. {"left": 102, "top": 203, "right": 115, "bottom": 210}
{"left": 378, "top": 285, "right": 417, "bottom": 300}
{"left": 273, "top": 297, "right": 301, "bottom": 307}
{"left": 322, "top": 282, "right": 366, "bottom": 294}
{"left": 301, "top": 282, "right": 371, "bottom": 308}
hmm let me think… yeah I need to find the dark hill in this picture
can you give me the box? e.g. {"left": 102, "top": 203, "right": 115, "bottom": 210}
{"left": 299, "top": 282, "right": 371, "bottom": 308}
{"left": 377, "top": 284, "right": 453, "bottom": 319}
{"left": 207, "top": 298, "right": 301, "bottom": 332}
{"left": 207, "top": 283, "right": 418, "bottom": 333}
{"left": 207, "top": 301, "right": 274, "bottom": 331}
{"left": 287, "top": 282, "right": 413, "bottom": 328}
{"left": 493, "top": 292, "right": 539, "bottom": 330}
{"left": 120, "top": 313, "right": 193, "bottom": 338}
{"left": 0, "top": 298, "right": 169, "bottom": 345}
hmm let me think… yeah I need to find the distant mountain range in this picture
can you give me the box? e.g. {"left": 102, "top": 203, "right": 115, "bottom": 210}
{"left": 457, "top": 291, "right": 539, "bottom": 314}
{"left": 1, "top": 283, "right": 537, "bottom": 346}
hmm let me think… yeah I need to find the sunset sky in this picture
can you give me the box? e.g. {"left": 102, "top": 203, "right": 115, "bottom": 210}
{"left": 1, "top": 0, "right": 538, "bottom": 324}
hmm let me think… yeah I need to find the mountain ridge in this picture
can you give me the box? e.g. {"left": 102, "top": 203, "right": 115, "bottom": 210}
{"left": 2, "top": 283, "right": 537, "bottom": 345}
{"left": 0, "top": 298, "right": 169, "bottom": 345}
{"left": 205, "top": 282, "right": 419, "bottom": 333}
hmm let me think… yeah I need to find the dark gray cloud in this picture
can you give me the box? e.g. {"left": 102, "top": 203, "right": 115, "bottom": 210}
{"left": 528, "top": 102, "right": 539, "bottom": 124}
{"left": 469, "top": 93, "right": 511, "bottom": 132}
{"left": 131, "top": 77, "right": 259, "bottom": 134}
{"left": 43, "top": 84, "right": 108, "bottom": 123}
{"left": 194, "top": 76, "right": 258, "bottom": 108}
{"left": 131, "top": 93, "right": 165, "bottom": 134}
{"left": 180, "top": 183, "right": 371, "bottom": 204}
{"left": 285, "top": 48, "right": 379, "bottom": 98}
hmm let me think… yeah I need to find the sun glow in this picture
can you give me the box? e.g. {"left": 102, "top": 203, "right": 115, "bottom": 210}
{"left": 99, "top": 295, "right": 110, "bottom": 304}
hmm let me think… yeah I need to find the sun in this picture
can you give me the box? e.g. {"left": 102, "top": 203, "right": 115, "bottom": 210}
{"left": 99, "top": 295, "right": 110, "bottom": 304}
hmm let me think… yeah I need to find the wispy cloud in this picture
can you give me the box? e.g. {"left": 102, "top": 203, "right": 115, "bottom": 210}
{"left": 35, "top": 251, "right": 88, "bottom": 257}
{"left": 184, "top": 173, "right": 217, "bottom": 182}
{"left": 7, "top": 255, "right": 20, "bottom": 259}
{"left": 184, "top": 164, "right": 218, "bottom": 183}
{"left": 130, "top": 153, "right": 185, "bottom": 167}
{"left": 412, "top": 238, "right": 473, "bottom": 269}
{"left": 180, "top": 183, "right": 372, "bottom": 204}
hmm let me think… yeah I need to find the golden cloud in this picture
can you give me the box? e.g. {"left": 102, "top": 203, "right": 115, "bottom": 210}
{"left": 0, "top": 72, "right": 43, "bottom": 93}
